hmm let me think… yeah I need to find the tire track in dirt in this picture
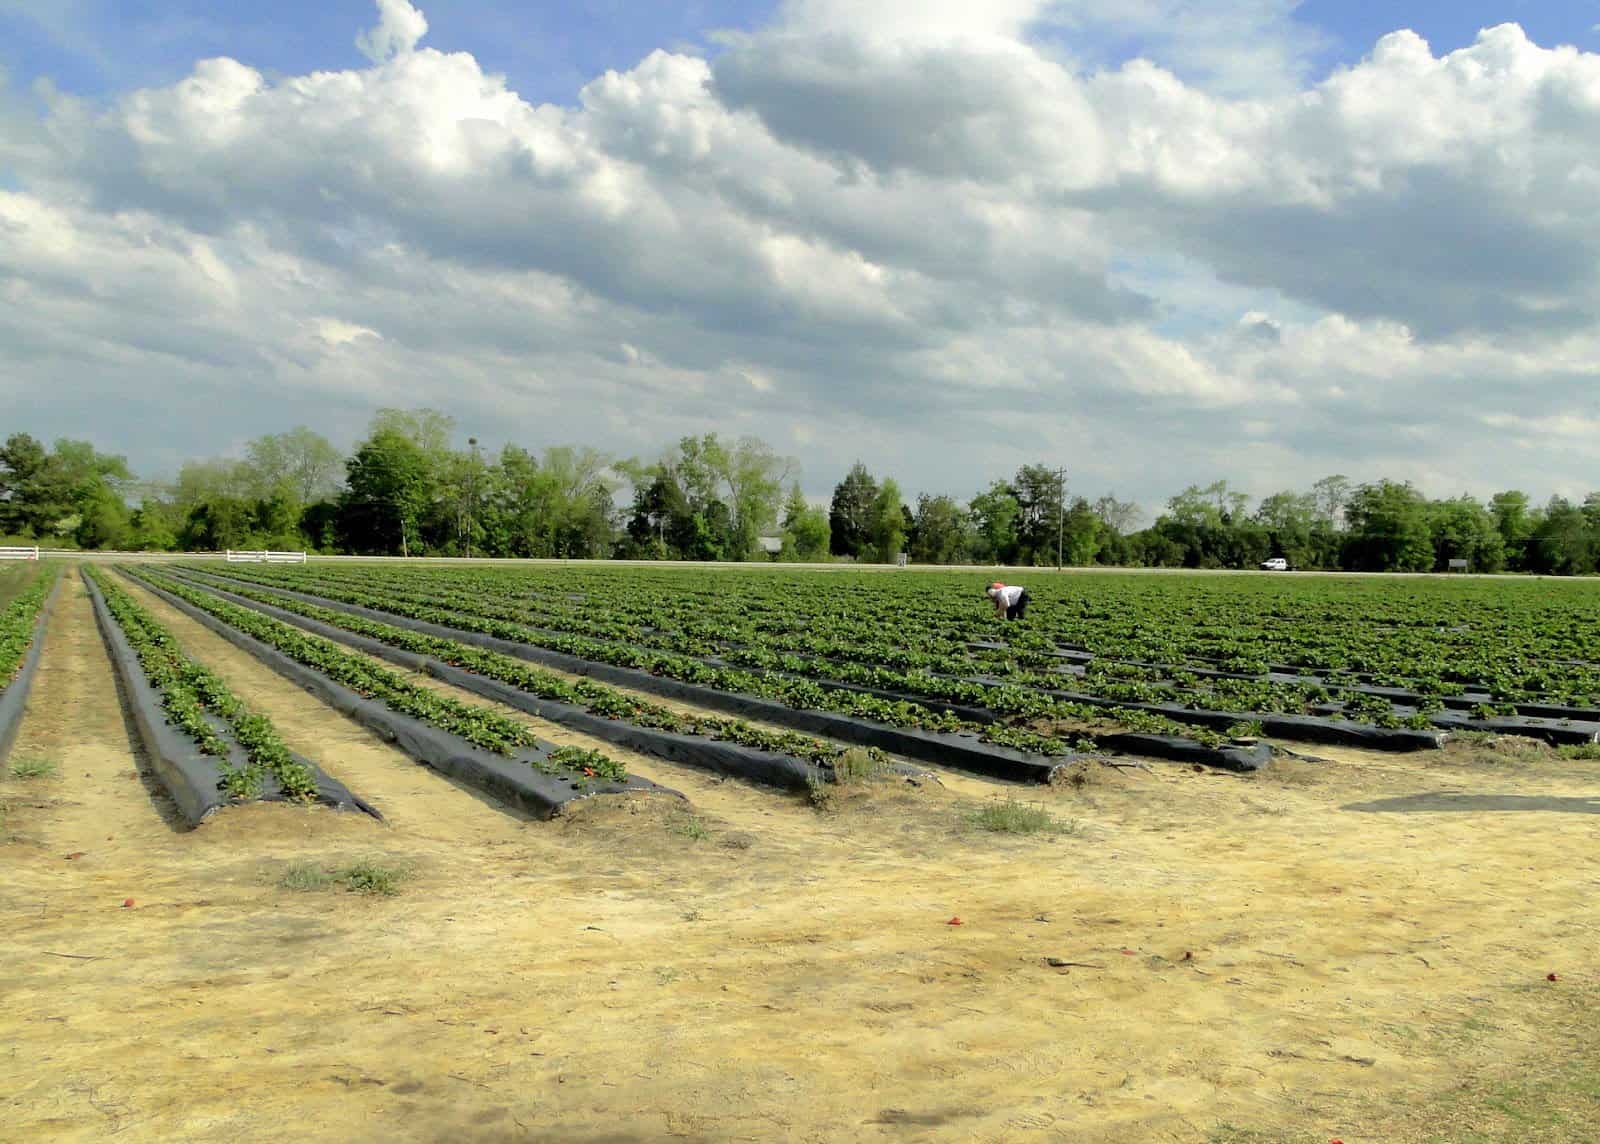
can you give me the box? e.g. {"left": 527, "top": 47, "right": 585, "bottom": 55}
{"left": 5, "top": 572, "right": 183, "bottom": 850}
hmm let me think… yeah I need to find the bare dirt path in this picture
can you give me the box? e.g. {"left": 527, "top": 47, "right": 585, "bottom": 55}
{"left": 3, "top": 580, "right": 1598, "bottom": 1142}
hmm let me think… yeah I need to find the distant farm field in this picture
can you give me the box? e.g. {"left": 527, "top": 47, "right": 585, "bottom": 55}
{"left": 3, "top": 560, "right": 1598, "bottom": 1142}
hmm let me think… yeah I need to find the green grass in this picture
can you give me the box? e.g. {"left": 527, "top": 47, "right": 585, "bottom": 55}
{"left": 279, "top": 858, "right": 407, "bottom": 896}
{"left": 339, "top": 859, "right": 406, "bottom": 896}
{"left": 1557, "top": 743, "right": 1600, "bottom": 761}
{"left": 966, "top": 798, "right": 1076, "bottom": 835}
{"left": 670, "top": 812, "right": 710, "bottom": 841}
{"left": 9, "top": 756, "right": 57, "bottom": 780}
{"left": 278, "top": 862, "right": 336, "bottom": 891}
{"left": 831, "top": 747, "right": 886, "bottom": 784}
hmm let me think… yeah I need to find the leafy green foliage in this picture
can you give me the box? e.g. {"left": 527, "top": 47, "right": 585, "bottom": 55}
{"left": 186, "top": 560, "right": 1600, "bottom": 758}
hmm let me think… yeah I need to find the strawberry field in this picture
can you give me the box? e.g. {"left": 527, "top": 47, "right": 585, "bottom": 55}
{"left": 165, "top": 562, "right": 1600, "bottom": 761}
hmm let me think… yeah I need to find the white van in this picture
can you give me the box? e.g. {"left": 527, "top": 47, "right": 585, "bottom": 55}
{"left": 1260, "top": 557, "right": 1289, "bottom": 572}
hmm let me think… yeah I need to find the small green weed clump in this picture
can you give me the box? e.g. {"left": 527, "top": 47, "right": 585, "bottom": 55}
{"left": 1557, "top": 743, "right": 1600, "bottom": 761}
{"left": 670, "top": 812, "right": 710, "bottom": 841}
{"left": 9, "top": 756, "right": 57, "bottom": 780}
{"left": 966, "top": 798, "right": 1075, "bottom": 836}
{"left": 279, "top": 859, "right": 407, "bottom": 896}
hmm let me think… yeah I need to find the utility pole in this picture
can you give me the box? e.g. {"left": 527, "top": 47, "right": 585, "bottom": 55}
{"left": 1055, "top": 466, "right": 1068, "bottom": 570}
{"left": 466, "top": 437, "right": 479, "bottom": 559}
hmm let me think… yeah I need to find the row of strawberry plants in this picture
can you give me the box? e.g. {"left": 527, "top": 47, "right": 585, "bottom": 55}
{"left": 89, "top": 568, "right": 319, "bottom": 800}
{"left": 135, "top": 569, "right": 628, "bottom": 782}
{"left": 0, "top": 562, "right": 60, "bottom": 690}
{"left": 167, "top": 570, "right": 884, "bottom": 769}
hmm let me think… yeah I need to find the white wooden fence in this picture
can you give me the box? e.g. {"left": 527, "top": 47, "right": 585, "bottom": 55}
{"left": 0, "top": 546, "right": 40, "bottom": 561}
{"left": 225, "top": 550, "right": 308, "bottom": 564}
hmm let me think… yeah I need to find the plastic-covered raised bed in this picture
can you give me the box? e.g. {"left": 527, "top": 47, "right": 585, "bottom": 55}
{"left": 85, "top": 571, "right": 376, "bottom": 826}
{"left": 126, "top": 570, "right": 676, "bottom": 817}
{"left": 0, "top": 571, "right": 61, "bottom": 766}
{"left": 158, "top": 577, "right": 851, "bottom": 792}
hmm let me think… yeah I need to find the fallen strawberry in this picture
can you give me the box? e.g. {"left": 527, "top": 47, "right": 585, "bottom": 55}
{"left": 1547, "top": 973, "right": 1559, "bottom": 982}
{"left": 947, "top": 917, "right": 963, "bottom": 926}
{"left": 64, "top": 852, "right": 85, "bottom": 860}
{"left": 122, "top": 898, "right": 135, "bottom": 908}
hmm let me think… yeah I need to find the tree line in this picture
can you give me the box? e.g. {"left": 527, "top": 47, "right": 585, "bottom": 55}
{"left": 2, "top": 412, "right": 1596, "bottom": 574}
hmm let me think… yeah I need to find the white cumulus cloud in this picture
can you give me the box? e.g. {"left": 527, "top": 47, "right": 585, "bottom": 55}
{"left": 356, "top": 0, "right": 429, "bottom": 63}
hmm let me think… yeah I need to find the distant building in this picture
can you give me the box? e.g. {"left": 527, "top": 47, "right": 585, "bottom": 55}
{"left": 757, "top": 536, "right": 783, "bottom": 556}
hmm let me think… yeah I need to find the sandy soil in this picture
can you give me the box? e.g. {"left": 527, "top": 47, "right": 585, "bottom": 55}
{"left": 2, "top": 572, "right": 1597, "bottom": 1143}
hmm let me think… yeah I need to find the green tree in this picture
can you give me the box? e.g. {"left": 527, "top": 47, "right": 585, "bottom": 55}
{"left": 719, "top": 436, "right": 791, "bottom": 561}
{"left": 1487, "top": 490, "right": 1533, "bottom": 571}
{"left": 1011, "top": 464, "right": 1067, "bottom": 565}
{"left": 1526, "top": 497, "right": 1597, "bottom": 575}
{"left": 1429, "top": 495, "right": 1505, "bottom": 572}
{"left": 1311, "top": 474, "right": 1352, "bottom": 529}
{"left": 0, "top": 433, "right": 61, "bottom": 537}
{"left": 908, "top": 494, "right": 972, "bottom": 565}
{"left": 1343, "top": 481, "right": 1435, "bottom": 572}
{"left": 243, "top": 427, "right": 343, "bottom": 503}
{"left": 1091, "top": 495, "right": 1142, "bottom": 536}
{"left": 969, "top": 481, "right": 1020, "bottom": 564}
{"left": 780, "top": 484, "right": 830, "bottom": 561}
{"left": 828, "top": 462, "right": 879, "bottom": 559}
{"left": 867, "top": 478, "right": 906, "bottom": 564}
{"left": 342, "top": 429, "right": 431, "bottom": 556}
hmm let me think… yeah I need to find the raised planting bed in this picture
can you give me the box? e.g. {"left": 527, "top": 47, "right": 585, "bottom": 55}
{"left": 121, "top": 569, "right": 673, "bottom": 818}
{"left": 0, "top": 563, "right": 62, "bottom": 765}
{"left": 168, "top": 569, "right": 1271, "bottom": 775}
{"left": 84, "top": 569, "right": 376, "bottom": 826}
{"left": 158, "top": 573, "right": 907, "bottom": 793}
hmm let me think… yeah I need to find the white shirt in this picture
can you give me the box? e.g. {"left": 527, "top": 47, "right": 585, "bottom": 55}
{"left": 989, "top": 585, "right": 1024, "bottom": 607}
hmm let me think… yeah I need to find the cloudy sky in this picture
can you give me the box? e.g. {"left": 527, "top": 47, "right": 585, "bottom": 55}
{"left": 2, "top": 1, "right": 1598, "bottom": 510}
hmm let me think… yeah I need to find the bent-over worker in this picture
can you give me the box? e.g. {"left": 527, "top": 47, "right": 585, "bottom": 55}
{"left": 986, "top": 581, "right": 1030, "bottom": 621}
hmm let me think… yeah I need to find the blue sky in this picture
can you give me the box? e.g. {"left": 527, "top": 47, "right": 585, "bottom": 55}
{"left": 4, "top": 0, "right": 1598, "bottom": 106}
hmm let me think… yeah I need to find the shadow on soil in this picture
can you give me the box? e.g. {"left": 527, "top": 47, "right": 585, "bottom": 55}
{"left": 1343, "top": 792, "right": 1600, "bottom": 815}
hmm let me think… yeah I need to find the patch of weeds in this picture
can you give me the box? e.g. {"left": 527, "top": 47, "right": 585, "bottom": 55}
{"left": 9, "top": 756, "right": 57, "bottom": 780}
{"left": 279, "top": 861, "right": 336, "bottom": 892}
{"left": 809, "top": 748, "right": 892, "bottom": 809}
{"left": 654, "top": 966, "right": 681, "bottom": 985}
{"left": 1226, "top": 720, "right": 1265, "bottom": 740}
{"left": 278, "top": 858, "right": 407, "bottom": 896}
{"left": 966, "top": 798, "right": 1076, "bottom": 836}
{"left": 669, "top": 811, "right": 710, "bottom": 842}
{"left": 1557, "top": 743, "right": 1600, "bottom": 761}
{"left": 831, "top": 747, "right": 887, "bottom": 785}
{"left": 340, "top": 859, "right": 406, "bottom": 896}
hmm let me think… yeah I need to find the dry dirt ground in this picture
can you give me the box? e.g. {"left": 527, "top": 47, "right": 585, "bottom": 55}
{"left": 2, "top": 571, "right": 1598, "bottom": 1143}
